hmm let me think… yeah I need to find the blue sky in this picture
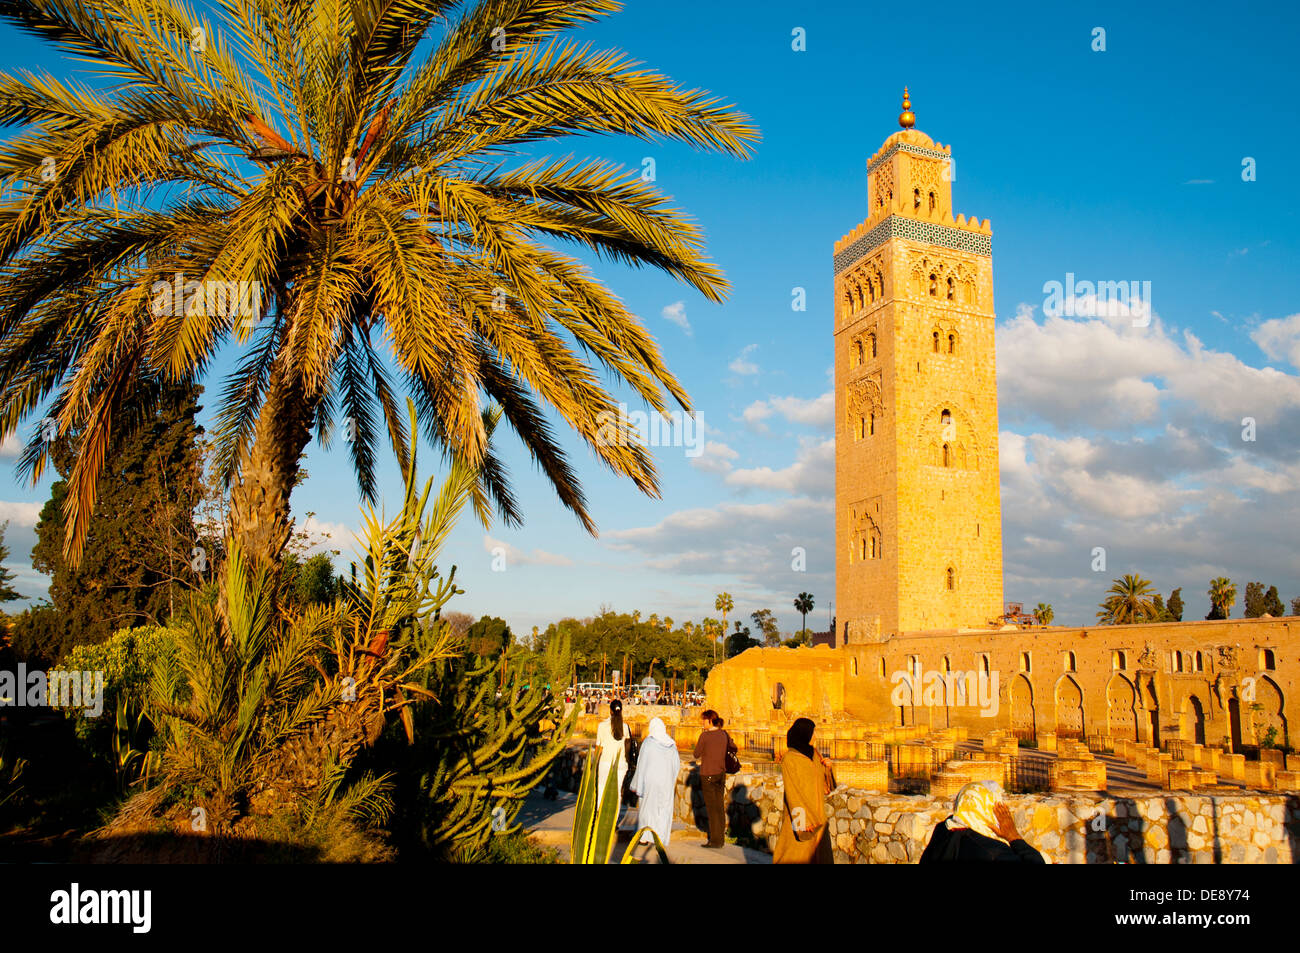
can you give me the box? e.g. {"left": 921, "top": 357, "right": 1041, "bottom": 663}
{"left": 3, "top": 0, "right": 1299, "bottom": 637}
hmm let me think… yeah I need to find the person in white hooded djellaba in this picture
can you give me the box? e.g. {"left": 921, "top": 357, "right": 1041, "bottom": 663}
{"left": 630, "top": 716, "right": 681, "bottom": 846}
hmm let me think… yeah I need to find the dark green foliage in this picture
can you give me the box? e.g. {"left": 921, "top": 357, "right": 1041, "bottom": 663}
{"left": 1167, "top": 588, "right": 1183, "bottom": 622}
{"left": 26, "top": 384, "right": 203, "bottom": 659}
{"left": 538, "top": 609, "right": 715, "bottom": 689}
{"left": 1244, "top": 582, "right": 1266, "bottom": 618}
{"left": 466, "top": 615, "right": 512, "bottom": 656}
{"left": 726, "top": 621, "right": 759, "bottom": 658}
{"left": 378, "top": 633, "right": 576, "bottom": 861}
{"left": 1263, "top": 586, "right": 1285, "bottom": 618}
{"left": 1152, "top": 594, "right": 1170, "bottom": 622}
{"left": 0, "top": 522, "right": 22, "bottom": 603}
{"left": 1292, "top": 597, "right": 1300, "bottom": 617}
{"left": 750, "top": 609, "right": 779, "bottom": 647}
{"left": 282, "top": 553, "right": 339, "bottom": 607}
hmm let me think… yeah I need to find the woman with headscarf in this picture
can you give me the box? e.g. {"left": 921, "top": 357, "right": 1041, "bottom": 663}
{"left": 630, "top": 717, "right": 681, "bottom": 847}
{"left": 594, "top": 698, "right": 633, "bottom": 820}
{"left": 919, "top": 781, "right": 1046, "bottom": 863}
{"left": 774, "top": 717, "right": 836, "bottom": 864}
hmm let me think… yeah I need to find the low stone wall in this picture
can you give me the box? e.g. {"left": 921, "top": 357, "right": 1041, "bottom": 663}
{"left": 673, "top": 767, "right": 1300, "bottom": 863}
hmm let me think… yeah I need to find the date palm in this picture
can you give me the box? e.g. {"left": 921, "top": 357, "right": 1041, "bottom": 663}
{"left": 1207, "top": 576, "right": 1237, "bottom": 620}
{"left": 0, "top": 0, "right": 757, "bottom": 572}
{"left": 793, "top": 591, "right": 814, "bottom": 638}
{"left": 1034, "top": 602, "right": 1053, "bottom": 625}
{"left": 713, "top": 592, "right": 732, "bottom": 666}
{"left": 1096, "top": 574, "right": 1157, "bottom": 625}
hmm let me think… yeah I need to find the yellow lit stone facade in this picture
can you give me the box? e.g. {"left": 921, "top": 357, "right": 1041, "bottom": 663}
{"left": 834, "top": 116, "right": 1002, "bottom": 642}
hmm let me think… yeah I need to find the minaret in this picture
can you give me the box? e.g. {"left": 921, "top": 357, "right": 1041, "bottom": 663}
{"left": 834, "top": 89, "right": 1003, "bottom": 642}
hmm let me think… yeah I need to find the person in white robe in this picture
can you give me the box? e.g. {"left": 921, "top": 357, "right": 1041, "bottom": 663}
{"left": 630, "top": 717, "right": 681, "bottom": 846}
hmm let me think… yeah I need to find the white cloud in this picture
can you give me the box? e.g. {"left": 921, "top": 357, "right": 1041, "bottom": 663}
{"left": 483, "top": 535, "right": 574, "bottom": 567}
{"left": 0, "top": 434, "right": 23, "bottom": 460}
{"left": 724, "top": 438, "right": 834, "bottom": 498}
{"left": 689, "top": 440, "right": 739, "bottom": 475}
{"left": 1251, "top": 313, "right": 1300, "bottom": 369}
{"left": 742, "top": 392, "right": 834, "bottom": 432}
{"left": 0, "top": 500, "right": 42, "bottom": 528}
{"left": 661, "top": 300, "right": 692, "bottom": 336}
{"left": 729, "top": 344, "right": 759, "bottom": 376}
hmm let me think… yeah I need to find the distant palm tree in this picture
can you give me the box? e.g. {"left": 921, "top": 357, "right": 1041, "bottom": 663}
{"left": 714, "top": 592, "right": 733, "bottom": 665}
{"left": 1034, "top": 603, "right": 1054, "bottom": 625}
{"left": 1096, "top": 575, "right": 1158, "bottom": 624}
{"left": 0, "top": 0, "right": 758, "bottom": 574}
{"left": 794, "top": 592, "right": 815, "bottom": 639}
{"left": 1207, "top": 577, "right": 1237, "bottom": 619}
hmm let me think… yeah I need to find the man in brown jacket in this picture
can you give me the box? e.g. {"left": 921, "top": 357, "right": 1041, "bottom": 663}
{"left": 693, "top": 710, "right": 737, "bottom": 848}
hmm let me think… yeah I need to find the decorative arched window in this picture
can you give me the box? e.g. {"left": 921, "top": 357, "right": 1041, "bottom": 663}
{"left": 980, "top": 654, "right": 990, "bottom": 676}
{"left": 929, "top": 191, "right": 936, "bottom": 212}
{"left": 870, "top": 536, "right": 878, "bottom": 558}
{"left": 851, "top": 657, "right": 859, "bottom": 676}
{"left": 946, "top": 566, "right": 955, "bottom": 590}
{"left": 879, "top": 657, "right": 887, "bottom": 677}
{"left": 868, "top": 411, "right": 875, "bottom": 436}
{"left": 866, "top": 280, "right": 875, "bottom": 305}
{"left": 1174, "top": 652, "right": 1184, "bottom": 673}
{"left": 856, "top": 339, "right": 864, "bottom": 366}
{"left": 1195, "top": 651, "right": 1204, "bottom": 672}
{"left": 1066, "top": 651, "right": 1077, "bottom": 672}
{"left": 946, "top": 277, "right": 955, "bottom": 301}
{"left": 913, "top": 188, "right": 921, "bottom": 210}
{"left": 1112, "top": 650, "right": 1127, "bottom": 670}
{"left": 1262, "top": 648, "right": 1276, "bottom": 670}
{"left": 869, "top": 333, "right": 877, "bottom": 358}
{"left": 1021, "top": 652, "right": 1031, "bottom": 673}
{"left": 857, "top": 415, "right": 865, "bottom": 439}
{"left": 929, "top": 273, "right": 937, "bottom": 297}
{"left": 942, "top": 443, "right": 951, "bottom": 467}
{"left": 932, "top": 330, "right": 940, "bottom": 351}
{"left": 948, "top": 333, "right": 956, "bottom": 354}
{"left": 942, "top": 655, "right": 952, "bottom": 674}
{"left": 941, "top": 409, "right": 952, "bottom": 428}
{"left": 860, "top": 538, "right": 868, "bottom": 560}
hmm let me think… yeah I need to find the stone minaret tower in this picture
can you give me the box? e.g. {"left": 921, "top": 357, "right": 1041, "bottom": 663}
{"left": 834, "top": 89, "right": 1003, "bottom": 643}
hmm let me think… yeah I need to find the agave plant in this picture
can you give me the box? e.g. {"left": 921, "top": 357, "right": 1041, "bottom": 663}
{"left": 569, "top": 746, "right": 668, "bottom": 864}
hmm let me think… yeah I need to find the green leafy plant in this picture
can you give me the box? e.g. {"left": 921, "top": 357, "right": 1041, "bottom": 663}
{"left": 569, "top": 748, "right": 669, "bottom": 864}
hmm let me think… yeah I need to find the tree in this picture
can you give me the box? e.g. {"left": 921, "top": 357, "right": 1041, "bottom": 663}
{"left": 0, "top": 522, "right": 21, "bottom": 604}
{"left": 1096, "top": 575, "right": 1158, "bottom": 625}
{"left": 793, "top": 592, "right": 815, "bottom": 637}
{"left": 1244, "top": 582, "right": 1266, "bottom": 618}
{"left": 751, "top": 608, "right": 780, "bottom": 647}
{"left": 466, "top": 616, "right": 512, "bottom": 657}
{"left": 27, "top": 383, "right": 204, "bottom": 654}
{"left": 726, "top": 621, "right": 758, "bottom": 658}
{"left": 282, "top": 552, "right": 338, "bottom": 607}
{"left": 1167, "top": 588, "right": 1184, "bottom": 622}
{"left": 1151, "top": 594, "right": 1170, "bottom": 622}
{"left": 1292, "top": 597, "right": 1300, "bottom": 617}
{"left": 1206, "top": 577, "right": 1237, "bottom": 620}
{"left": 714, "top": 593, "right": 733, "bottom": 665}
{"left": 0, "top": 2, "right": 757, "bottom": 581}
{"left": 1034, "top": 603, "right": 1053, "bottom": 625}
{"left": 1263, "top": 586, "right": 1285, "bottom": 617}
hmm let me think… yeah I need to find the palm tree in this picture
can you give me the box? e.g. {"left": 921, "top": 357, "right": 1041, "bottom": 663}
{"left": 793, "top": 592, "right": 814, "bottom": 638}
{"left": 713, "top": 592, "right": 733, "bottom": 665}
{"left": 1207, "top": 577, "right": 1237, "bottom": 620}
{"left": 1034, "top": 603, "right": 1054, "bottom": 625}
{"left": 0, "top": 0, "right": 758, "bottom": 574}
{"left": 1096, "top": 575, "right": 1158, "bottom": 625}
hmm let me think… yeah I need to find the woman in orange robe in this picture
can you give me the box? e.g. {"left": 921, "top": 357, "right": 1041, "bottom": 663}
{"left": 774, "top": 718, "right": 836, "bottom": 863}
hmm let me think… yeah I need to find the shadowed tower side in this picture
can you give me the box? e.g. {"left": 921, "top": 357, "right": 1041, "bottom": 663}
{"left": 834, "top": 89, "right": 1003, "bottom": 643}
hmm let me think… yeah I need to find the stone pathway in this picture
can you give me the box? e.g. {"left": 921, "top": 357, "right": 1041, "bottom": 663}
{"left": 516, "top": 791, "right": 771, "bottom": 864}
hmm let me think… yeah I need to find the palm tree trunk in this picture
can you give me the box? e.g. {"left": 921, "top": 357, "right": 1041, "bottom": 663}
{"left": 227, "top": 361, "right": 318, "bottom": 571}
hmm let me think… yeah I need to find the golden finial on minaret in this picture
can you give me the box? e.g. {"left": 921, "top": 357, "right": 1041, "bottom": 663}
{"left": 898, "top": 86, "right": 915, "bottom": 129}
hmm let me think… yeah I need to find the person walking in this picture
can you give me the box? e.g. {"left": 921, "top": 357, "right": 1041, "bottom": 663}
{"left": 919, "top": 781, "right": 1047, "bottom": 863}
{"left": 693, "top": 710, "right": 736, "bottom": 848}
{"left": 774, "top": 717, "right": 836, "bottom": 864}
{"left": 630, "top": 717, "right": 681, "bottom": 847}
{"left": 594, "top": 699, "right": 634, "bottom": 823}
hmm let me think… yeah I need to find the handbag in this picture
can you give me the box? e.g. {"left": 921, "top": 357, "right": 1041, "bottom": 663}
{"left": 724, "top": 733, "right": 741, "bottom": 774}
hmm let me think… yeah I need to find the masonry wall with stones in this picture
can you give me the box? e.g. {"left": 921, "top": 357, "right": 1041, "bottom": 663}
{"left": 705, "top": 617, "right": 1298, "bottom": 753}
{"left": 673, "top": 767, "right": 1300, "bottom": 863}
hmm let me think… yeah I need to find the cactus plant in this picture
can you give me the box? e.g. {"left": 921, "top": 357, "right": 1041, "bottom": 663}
{"left": 569, "top": 747, "right": 671, "bottom": 864}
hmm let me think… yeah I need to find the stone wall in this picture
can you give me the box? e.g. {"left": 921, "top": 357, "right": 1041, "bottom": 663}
{"left": 673, "top": 767, "right": 1300, "bottom": 863}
